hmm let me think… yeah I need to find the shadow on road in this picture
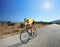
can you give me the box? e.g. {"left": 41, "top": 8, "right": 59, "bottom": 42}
{"left": 8, "top": 42, "right": 23, "bottom": 47}
{"left": 7, "top": 38, "right": 32, "bottom": 47}
{"left": 8, "top": 41, "right": 28, "bottom": 47}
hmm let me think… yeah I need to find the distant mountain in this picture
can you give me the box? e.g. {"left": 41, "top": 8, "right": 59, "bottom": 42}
{"left": 51, "top": 20, "right": 60, "bottom": 23}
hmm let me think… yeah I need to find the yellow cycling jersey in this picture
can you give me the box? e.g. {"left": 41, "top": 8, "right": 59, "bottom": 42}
{"left": 25, "top": 18, "right": 34, "bottom": 25}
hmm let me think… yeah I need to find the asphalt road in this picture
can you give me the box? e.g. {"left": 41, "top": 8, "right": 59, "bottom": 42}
{"left": 0, "top": 24, "right": 60, "bottom": 47}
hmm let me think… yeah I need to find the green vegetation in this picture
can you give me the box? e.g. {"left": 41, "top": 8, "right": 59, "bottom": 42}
{"left": 19, "top": 23, "right": 25, "bottom": 28}
{"left": 55, "top": 22, "right": 60, "bottom": 25}
{"left": 34, "top": 21, "right": 53, "bottom": 24}
{"left": 7, "top": 21, "right": 15, "bottom": 26}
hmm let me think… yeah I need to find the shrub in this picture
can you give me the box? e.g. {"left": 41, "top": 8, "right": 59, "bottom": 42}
{"left": 7, "top": 21, "right": 15, "bottom": 26}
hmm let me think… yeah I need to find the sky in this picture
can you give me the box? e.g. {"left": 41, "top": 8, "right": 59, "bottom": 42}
{"left": 0, "top": 0, "right": 60, "bottom": 22}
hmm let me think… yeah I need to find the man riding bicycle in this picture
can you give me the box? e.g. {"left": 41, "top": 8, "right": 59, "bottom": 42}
{"left": 20, "top": 18, "right": 36, "bottom": 43}
{"left": 24, "top": 18, "right": 34, "bottom": 36}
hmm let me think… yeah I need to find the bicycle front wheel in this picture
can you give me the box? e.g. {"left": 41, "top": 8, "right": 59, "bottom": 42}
{"left": 20, "top": 30, "right": 29, "bottom": 43}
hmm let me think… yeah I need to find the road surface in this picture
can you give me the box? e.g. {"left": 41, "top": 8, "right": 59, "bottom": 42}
{"left": 0, "top": 24, "right": 60, "bottom": 47}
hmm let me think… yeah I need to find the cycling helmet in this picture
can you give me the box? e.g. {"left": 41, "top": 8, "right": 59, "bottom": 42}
{"left": 24, "top": 18, "right": 28, "bottom": 21}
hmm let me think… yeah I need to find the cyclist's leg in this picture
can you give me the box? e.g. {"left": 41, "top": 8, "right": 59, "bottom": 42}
{"left": 30, "top": 24, "right": 34, "bottom": 36}
{"left": 31, "top": 21, "right": 34, "bottom": 35}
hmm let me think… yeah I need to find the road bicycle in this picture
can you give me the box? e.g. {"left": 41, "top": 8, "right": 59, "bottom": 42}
{"left": 20, "top": 25, "right": 37, "bottom": 44}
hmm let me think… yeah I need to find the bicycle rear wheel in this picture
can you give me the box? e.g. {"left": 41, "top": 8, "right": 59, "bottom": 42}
{"left": 20, "top": 30, "right": 29, "bottom": 43}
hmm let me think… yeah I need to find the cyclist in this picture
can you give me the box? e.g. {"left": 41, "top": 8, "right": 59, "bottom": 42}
{"left": 24, "top": 18, "right": 34, "bottom": 36}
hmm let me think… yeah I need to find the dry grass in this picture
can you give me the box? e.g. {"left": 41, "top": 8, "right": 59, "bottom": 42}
{"left": 0, "top": 23, "right": 48, "bottom": 39}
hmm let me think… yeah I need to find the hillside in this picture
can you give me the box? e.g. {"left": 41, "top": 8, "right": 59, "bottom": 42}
{"left": 51, "top": 20, "right": 60, "bottom": 23}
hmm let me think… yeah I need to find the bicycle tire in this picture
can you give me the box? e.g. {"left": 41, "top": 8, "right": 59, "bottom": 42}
{"left": 20, "top": 30, "right": 29, "bottom": 44}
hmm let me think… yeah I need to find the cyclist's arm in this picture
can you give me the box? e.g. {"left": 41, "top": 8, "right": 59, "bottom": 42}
{"left": 24, "top": 22, "right": 27, "bottom": 29}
